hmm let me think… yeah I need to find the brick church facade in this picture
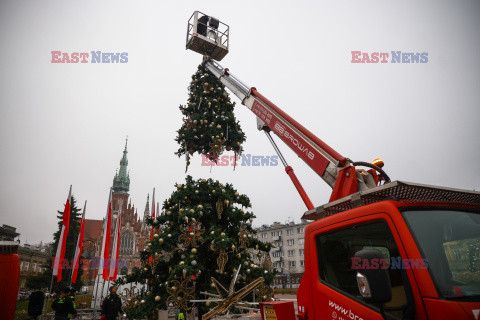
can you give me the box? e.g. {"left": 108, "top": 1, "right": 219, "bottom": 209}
{"left": 81, "top": 140, "right": 150, "bottom": 284}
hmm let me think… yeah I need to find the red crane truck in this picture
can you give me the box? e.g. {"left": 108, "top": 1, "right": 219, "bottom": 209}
{"left": 186, "top": 11, "right": 480, "bottom": 320}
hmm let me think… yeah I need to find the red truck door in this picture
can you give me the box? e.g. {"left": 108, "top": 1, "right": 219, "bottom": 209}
{"left": 307, "top": 210, "right": 424, "bottom": 320}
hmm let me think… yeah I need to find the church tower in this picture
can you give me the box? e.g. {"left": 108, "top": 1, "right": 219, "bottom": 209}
{"left": 82, "top": 139, "right": 149, "bottom": 282}
{"left": 109, "top": 139, "right": 148, "bottom": 274}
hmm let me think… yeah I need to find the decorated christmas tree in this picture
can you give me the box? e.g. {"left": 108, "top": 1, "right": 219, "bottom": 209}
{"left": 118, "top": 176, "right": 274, "bottom": 319}
{"left": 175, "top": 63, "right": 246, "bottom": 170}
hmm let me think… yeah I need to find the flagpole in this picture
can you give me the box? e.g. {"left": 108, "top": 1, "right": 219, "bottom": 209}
{"left": 92, "top": 272, "right": 100, "bottom": 309}
{"left": 93, "top": 256, "right": 104, "bottom": 309}
{"left": 70, "top": 201, "right": 87, "bottom": 288}
{"left": 94, "top": 188, "right": 112, "bottom": 309}
{"left": 156, "top": 201, "right": 160, "bottom": 233}
{"left": 44, "top": 185, "right": 72, "bottom": 316}
{"left": 43, "top": 273, "right": 55, "bottom": 316}
{"left": 107, "top": 205, "right": 121, "bottom": 295}
{"left": 99, "top": 188, "right": 113, "bottom": 307}
{"left": 99, "top": 269, "right": 106, "bottom": 308}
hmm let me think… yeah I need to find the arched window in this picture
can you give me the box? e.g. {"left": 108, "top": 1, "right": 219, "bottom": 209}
{"left": 120, "top": 231, "right": 134, "bottom": 255}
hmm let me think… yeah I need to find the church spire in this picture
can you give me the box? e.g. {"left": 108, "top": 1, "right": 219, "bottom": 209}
{"left": 113, "top": 138, "right": 130, "bottom": 193}
{"left": 143, "top": 194, "right": 150, "bottom": 224}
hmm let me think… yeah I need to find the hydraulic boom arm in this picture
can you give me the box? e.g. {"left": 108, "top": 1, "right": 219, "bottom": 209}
{"left": 205, "top": 60, "right": 350, "bottom": 188}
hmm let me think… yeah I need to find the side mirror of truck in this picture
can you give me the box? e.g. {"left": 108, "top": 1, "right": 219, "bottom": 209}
{"left": 354, "top": 249, "right": 392, "bottom": 305}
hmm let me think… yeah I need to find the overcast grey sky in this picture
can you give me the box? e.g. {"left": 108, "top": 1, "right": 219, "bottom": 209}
{"left": 1, "top": 0, "right": 479, "bottom": 245}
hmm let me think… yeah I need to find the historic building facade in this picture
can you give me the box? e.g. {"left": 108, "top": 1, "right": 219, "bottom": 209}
{"left": 81, "top": 141, "right": 150, "bottom": 284}
{"left": 18, "top": 245, "right": 51, "bottom": 289}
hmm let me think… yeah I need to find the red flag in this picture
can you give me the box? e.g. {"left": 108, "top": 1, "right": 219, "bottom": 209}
{"left": 71, "top": 201, "right": 86, "bottom": 284}
{"left": 150, "top": 188, "right": 156, "bottom": 240}
{"left": 98, "top": 188, "right": 113, "bottom": 281}
{"left": 110, "top": 210, "right": 122, "bottom": 280}
{"left": 156, "top": 202, "right": 160, "bottom": 233}
{"left": 53, "top": 186, "right": 72, "bottom": 282}
{"left": 103, "top": 201, "right": 112, "bottom": 281}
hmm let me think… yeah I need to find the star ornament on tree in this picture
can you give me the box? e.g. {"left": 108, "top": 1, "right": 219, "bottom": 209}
{"left": 190, "top": 265, "right": 265, "bottom": 320}
{"left": 179, "top": 220, "right": 205, "bottom": 248}
{"left": 167, "top": 278, "right": 197, "bottom": 312}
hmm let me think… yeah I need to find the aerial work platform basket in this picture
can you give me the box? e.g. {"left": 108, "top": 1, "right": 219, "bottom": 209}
{"left": 186, "top": 11, "right": 229, "bottom": 61}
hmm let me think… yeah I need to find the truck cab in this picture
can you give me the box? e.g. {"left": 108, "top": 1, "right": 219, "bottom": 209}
{"left": 297, "top": 181, "right": 480, "bottom": 320}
